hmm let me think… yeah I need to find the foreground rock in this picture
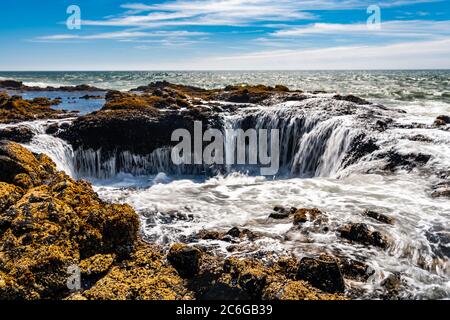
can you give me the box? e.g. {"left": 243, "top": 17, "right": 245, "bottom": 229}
{"left": 0, "top": 92, "right": 73, "bottom": 124}
{"left": 0, "top": 142, "right": 139, "bottom": 299}
{"left": 0, "top": 142, "right": 347, "bottom": 300}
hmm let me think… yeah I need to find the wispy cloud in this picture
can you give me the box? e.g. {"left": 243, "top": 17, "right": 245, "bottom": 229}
{"left": 36, "top": 30, "right": 207, "bottom": 41}
{"left": 185, "top": 38, "right": 450, "bottom": 70}
{"left": 272, "top": 20, "right": 450, "bottom": 38}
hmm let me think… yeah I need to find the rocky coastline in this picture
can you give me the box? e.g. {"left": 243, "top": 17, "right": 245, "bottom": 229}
{"left": 1, "top": 80, "right": 449, "bottom": 300}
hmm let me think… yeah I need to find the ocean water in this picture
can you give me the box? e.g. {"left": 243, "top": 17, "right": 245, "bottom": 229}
{"left": 1, "top": 70, "right": 449, "bottom": 299}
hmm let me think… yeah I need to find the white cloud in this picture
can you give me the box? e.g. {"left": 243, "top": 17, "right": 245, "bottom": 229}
{"left": 179, "top": 38, "right": 450, "bottom": 70}
{"left": 272, "top": 20, "right": 450, "bottom": 38}
{"left": 36, "top": 30, "right": 207, "bottom": 41}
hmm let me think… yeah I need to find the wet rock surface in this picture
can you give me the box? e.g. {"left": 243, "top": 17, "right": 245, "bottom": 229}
{"left": 338, "top": 223, "right": 389, "bottom": 249}
{"left": 0, "top": 126, "right": 34, "bottom": 143}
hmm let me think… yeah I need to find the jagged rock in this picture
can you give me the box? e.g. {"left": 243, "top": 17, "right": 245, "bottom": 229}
{"left": 296, "top": 255, "right": 346, "bottom": 293}
{"left": 0, "top": 126, "right": 34, "bottom": 143}
{"left": 338, "top": 223, "right": 388, "bottom": 248}
{"left": 363, "top": 210, "right": 394, "bottom": 224}
{"left": 168, "top": 244, "right": 203, "bottom": 278}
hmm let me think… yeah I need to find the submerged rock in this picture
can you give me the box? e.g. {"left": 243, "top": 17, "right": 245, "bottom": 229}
{"left": 338, "top": 223, "right": 389, "bottom": 249}
{"left": 363, "top": 210, "right": 394, "bottom": 224}
{"left": 431, "top": 181, "right": 450, "bottom": 198}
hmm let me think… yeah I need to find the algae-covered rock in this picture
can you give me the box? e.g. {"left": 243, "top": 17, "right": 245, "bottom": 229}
{"left": 81, "top": 246, "right": 193, "bottom": 300}
{"left": 168, "top": 244, "right": 203, "bottom": 278}
{"left": 0, "top": 142, "right": 139, "bottom": 299}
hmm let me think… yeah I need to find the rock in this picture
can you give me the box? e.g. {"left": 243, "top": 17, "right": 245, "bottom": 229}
{"left": 296, "top": 255, "right": 346, "bottom": 293}
{"left": 406, "top": 134, "right": 433, "bottom": 143}
{"left": 0, "top": 92, "right": 74, "bottom": 124}
{"left": 263, "top": 280, "right": 346, "bottom": 300}
{"left": 381, "top": 272, "right": 403, "bottom": 295}
{"left": 338, "top": 258, "right": 374, "bottom": 282}
{"left": 167, "top": 244, "right": 203, "bottom": 278}
{"left": 0, "top": 142, "right": 139, "bottom": 299}
{"left": 293, "top": 208, "right": 323, "bottom": 224}
{"left": 431, "top": 181, "right": 450, "bottom": 198}
{"left": 59, "top": 102, "right": 221, "bottom": 158}
{"left": 269, "top": 206, "right": 296, "bottom": 219}
{"left": 377, "top": 150, "right": 431, "bottom": 172}
{"left": 434, "top": 115, "right": 450, "bottom": 126}
{"left": 0, "top": 80, "right": 24, "bottom": 89}
{"left": 0, "top": 79, "right": 105, "bottom": 92}
{"left": 82, "top": 246, "right": 193, "bottom": 300}
{"left": 0, "top": 126, "right": 34, "bottom": 143}
{"left": 79, "top": 254, "right": 115, "bottom": 276}
{"left": 363, "top": 210, "right": 394, "bottom": 224}
{"left": 80, "top": 95, "right": 103, "bottom": 100}
{"left": 338, "top": 223, "right": 389, "bottom": 248}
{"left": 333, "top": 94, "right": 371, "bottom": 105}
{"left": 342, "top": 134, "right": 379, "bottom": 168}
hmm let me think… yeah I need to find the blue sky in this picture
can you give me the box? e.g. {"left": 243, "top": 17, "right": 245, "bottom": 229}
{"left": 0, "top": 0, "right": 449, "bottom": 70}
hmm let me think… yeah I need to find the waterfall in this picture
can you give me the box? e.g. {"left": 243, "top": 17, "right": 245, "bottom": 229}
{"left": 15, "top": 103, "right": 362, "bottom": 180}
{"left": 67, "top": 103, "right": 360, "bottom": 179}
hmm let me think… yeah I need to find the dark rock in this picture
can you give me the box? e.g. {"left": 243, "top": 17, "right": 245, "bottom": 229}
{"left": 167, "top": 244, "right": 203, "bottom": 278}
{"left": 333, "top": 94, "right": 371, "bottom": 105}
{"left": 342, "top": 134, "right": 379, "bottom": 168}
{"left": 269, "top": 206, "right": 296, "bottom": 219}
{"left": 0, "top": 80, "right": 24, "bottom": 89}
{"left": 434, "top": 115, "right": 450, "bottom": 126}
{"left": 406, "top": 134, "right": 433, "bottom": 143}
{"left": 0, "top": 126, "right": 34, "bottom": 143}
{"left": 363, "top": 210, "right": 394, "bottom": 224}
{"left": 297, "top": 255, "right": 346, "bottom": 293}
{"left": 338, "top": 223, "right": 388, "bottom": 248}
{"left": 378, "top": 150, "right": 431, "bottom": 172}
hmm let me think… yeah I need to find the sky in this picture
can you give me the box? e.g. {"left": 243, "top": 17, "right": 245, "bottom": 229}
{"left": 0, "top": 0, "right": 449, "bottom": 70}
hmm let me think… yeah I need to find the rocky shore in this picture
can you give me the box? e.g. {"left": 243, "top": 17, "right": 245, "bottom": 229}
{"left": 1, "top": 79, "right": 449, "bottom": 300}
{"left": 0, "top": 142, "right": 349, "bottom": 300}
